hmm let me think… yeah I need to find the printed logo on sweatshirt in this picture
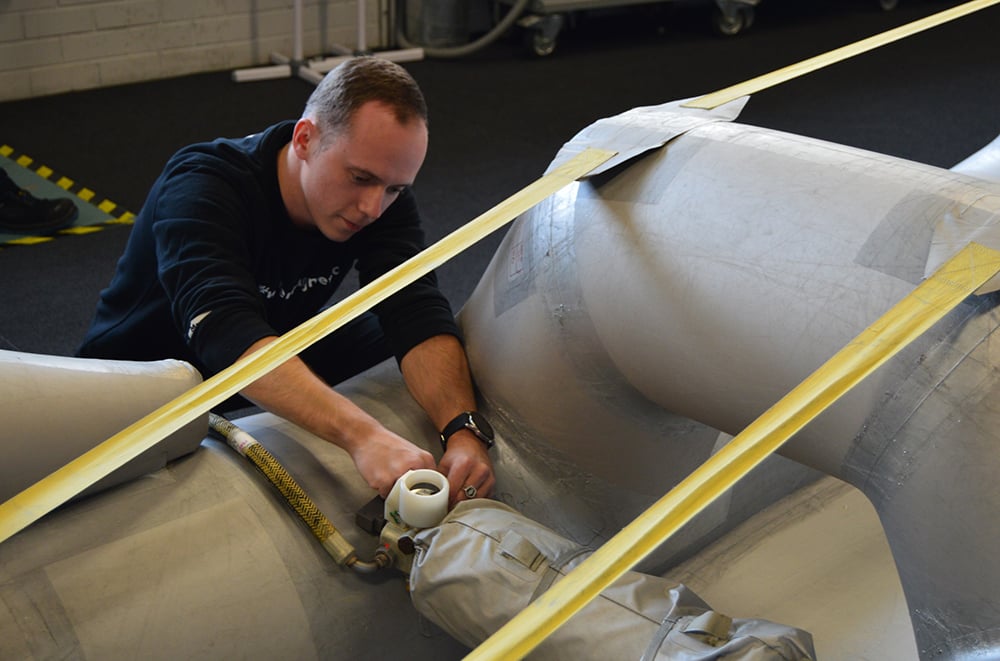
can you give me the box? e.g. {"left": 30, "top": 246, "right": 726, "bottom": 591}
{"left": 187, "top": 310, "right": 211, "bottom": 340}
{"left": 258, "top": 265, "right": 343, "bottom": 300}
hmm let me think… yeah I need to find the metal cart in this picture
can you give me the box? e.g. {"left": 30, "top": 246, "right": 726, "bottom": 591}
{"left": 506, "top": 0, "right": 901, "bottom": 56}
{"left": 506, "top": 0, "right": 760, "bottom": 55}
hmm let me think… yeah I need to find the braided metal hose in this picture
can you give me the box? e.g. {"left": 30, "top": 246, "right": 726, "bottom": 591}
{"left": 208, "top": 413, "right": 387, "bottom": 573}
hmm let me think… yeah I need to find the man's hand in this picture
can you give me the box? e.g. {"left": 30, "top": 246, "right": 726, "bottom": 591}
{"left": 237, "top": 338, "right": 440, "bottom": 499}
{"left": 398, "top": 334, "right": 497, "bottom": 506}
{"left": 349, "top": 426, "right": 438, "bottom": 498}
{"left": 438, "top": 429, "right": 495, "bottom": 507}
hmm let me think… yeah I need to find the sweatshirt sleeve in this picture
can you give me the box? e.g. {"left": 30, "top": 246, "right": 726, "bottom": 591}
{"left": 151, "top": 160, "right": 278, "bottom": 376}
{"left": 354, "top": 188, "right": 461, "bottom": 362}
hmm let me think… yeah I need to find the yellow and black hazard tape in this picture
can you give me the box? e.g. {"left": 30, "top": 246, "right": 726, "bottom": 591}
{"left": 1, "top": 143, "right": 135, "bottom": 248}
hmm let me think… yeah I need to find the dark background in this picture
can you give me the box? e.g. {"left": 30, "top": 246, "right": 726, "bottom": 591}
{"left": 1, "top": 0, "right": 997, "bottom": 356}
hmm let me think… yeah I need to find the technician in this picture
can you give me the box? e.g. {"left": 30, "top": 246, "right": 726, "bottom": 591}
{"left": 78, "top": 57, "right": 495, "bottom": 504}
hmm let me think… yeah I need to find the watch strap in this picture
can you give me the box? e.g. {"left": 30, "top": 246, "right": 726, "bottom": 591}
{"left": 439, "top": 411, "right": 494, "bottom": 451}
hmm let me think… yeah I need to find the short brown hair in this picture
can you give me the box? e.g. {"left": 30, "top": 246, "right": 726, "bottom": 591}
{"left": 303, "top": 56, "right": 428, "bottom": 147}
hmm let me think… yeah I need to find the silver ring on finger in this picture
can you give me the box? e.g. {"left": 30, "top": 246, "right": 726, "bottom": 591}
{"left": 463, "top": 484, "right": 477, "bottom": 499}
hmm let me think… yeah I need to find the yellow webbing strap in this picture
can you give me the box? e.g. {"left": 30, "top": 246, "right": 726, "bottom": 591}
{"left": 683, "top": 0, "right": 1000, "bottom": 110}
{"left": 0, "top": 147, "right": 615, "bottom": 545}
{"left": 466, "top": 241, "right": 1000, "bottom": 661}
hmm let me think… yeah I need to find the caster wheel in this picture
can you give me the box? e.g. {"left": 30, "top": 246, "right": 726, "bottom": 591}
{"left": 713, "top": 6, "right": 753, "bottom": 37}
{"left": 528, "top": 31, "right": 556, "bottom": 57}
{"left": 519, "top": 13, "right": 562, "bottom": 57}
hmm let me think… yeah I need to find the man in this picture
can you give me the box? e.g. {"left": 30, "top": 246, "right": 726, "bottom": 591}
{"left": 78, "top": 57, "right": 494, "bottom": 504}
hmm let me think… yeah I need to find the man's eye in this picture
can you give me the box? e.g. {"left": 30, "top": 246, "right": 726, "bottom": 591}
{"left": 387, "top": 186, "right": 406, "bottom": 196}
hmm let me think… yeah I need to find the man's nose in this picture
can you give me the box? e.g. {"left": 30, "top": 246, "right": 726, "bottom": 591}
{"left": 358, "top": 186, "right": 388, "bottom": 221}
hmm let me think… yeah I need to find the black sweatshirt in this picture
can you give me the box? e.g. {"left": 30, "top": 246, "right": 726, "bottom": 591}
{"left": 78, "top": 121, "right": 458, "bottom": 377}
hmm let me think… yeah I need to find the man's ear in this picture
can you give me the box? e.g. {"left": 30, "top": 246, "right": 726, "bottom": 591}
{"left": 290, "top": 118, "right": 315, "bottom": 159}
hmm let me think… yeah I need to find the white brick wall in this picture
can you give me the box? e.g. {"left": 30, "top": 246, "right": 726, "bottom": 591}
{"left": 0, "top": 0, "right": 387, "bottom": 101}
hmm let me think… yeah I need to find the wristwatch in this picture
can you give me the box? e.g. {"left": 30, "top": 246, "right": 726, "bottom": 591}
{"left": 440, "top": 411, "right": 495, "bottom": 451}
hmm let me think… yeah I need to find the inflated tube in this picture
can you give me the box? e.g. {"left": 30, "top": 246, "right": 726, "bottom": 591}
{"left": 410, "top": 500, "right": 815, "bottom": 660}
{"left": 0, "top": 350, "right": 207, "bottom": 502}
{"left": 950, "top": 132, "right": 1000, "bottom": 182}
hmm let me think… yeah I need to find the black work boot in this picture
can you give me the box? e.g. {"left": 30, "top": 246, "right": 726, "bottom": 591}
{"left": 0, "top": 171, "right": 79, "bottom": 234}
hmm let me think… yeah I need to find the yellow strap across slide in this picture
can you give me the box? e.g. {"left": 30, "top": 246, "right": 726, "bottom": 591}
{"left": 0, "top": 147, "right": 615, "bottom": 545}
{"left": 466, "top": 241, "right": 1000, "bottom": 661}
{"left": 683, "top": 0, "right": 1000, "bottom": 110}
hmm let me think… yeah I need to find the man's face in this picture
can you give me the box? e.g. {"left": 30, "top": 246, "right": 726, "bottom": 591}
{"left": 293, "top": 101, "right": 428, "bottom": 242}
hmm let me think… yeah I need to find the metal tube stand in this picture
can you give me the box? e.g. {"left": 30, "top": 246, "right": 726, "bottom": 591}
{"left": 232, "top": 0, "right": 423, "bottom": 85}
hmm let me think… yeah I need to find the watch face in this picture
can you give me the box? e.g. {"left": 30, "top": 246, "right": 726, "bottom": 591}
{"left": 469, "top": 411, "right": 495, "bottom": 440}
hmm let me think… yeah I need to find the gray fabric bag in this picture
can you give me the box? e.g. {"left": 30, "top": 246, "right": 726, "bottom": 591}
{"left": 410, "top": 499, "right": 815, "bottom": 660}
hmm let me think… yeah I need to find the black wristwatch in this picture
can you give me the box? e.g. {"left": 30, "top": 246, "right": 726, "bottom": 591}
{"left": 440, "top": 411, "right": 495, "bottom": 451}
